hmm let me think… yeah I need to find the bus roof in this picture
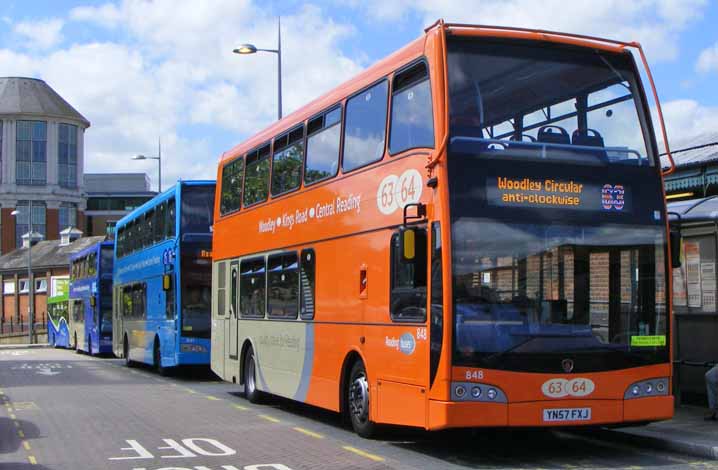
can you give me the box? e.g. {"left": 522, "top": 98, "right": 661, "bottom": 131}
{"left": 217, "top": 22, "right": 634, "bottom": 167}
{"left": 115, "top": 179, "right": 215, "bottom": 230}
{"left": 69, "top": 240, "right": 114, "bottom": 262}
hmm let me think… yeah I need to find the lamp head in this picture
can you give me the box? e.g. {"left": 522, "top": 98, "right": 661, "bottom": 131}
{"left": 132, "top": 155, "right": 147, "bottom": 160}
{"left": 233, "top": 44, "right": 257, "bottom": 55}
{"left": 10, "top": 210, "right": 19, "bottom": 216}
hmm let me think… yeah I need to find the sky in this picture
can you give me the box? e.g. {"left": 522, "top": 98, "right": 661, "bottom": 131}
{"left": 1, "top": 0, "right": 717, "bottom": 191}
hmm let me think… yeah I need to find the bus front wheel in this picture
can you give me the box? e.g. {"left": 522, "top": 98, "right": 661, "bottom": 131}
{"left": 123, "top": 337, "right": 134, "bottom": 368}
{"left": 243, "top": 348, "right": 262, "bottom": 403}
{"left": 73, "top": 333, "right": 79, "bottom": 353}
{"left": 153, "top": 340, "right": 170, "bottom": 376}
{"left": 87, "top": 336, "right": 92, "bottom": 356}
{"left": 347, "top": 361, "right": 376, "bottom": 438}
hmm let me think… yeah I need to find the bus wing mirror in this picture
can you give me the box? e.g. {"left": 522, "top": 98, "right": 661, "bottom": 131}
{"left": 163, "top": 274, "right": 172, "bottom": 291}
{"left": 400, "top": 227, "right": 416, "bottom": 263}
{"left": 670, "top": 230, "right": 682, "bottom": 268}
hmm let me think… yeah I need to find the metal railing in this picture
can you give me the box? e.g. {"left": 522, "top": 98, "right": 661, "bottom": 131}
{"left": 0, "top": 312, "right": 47, "bottom": 336}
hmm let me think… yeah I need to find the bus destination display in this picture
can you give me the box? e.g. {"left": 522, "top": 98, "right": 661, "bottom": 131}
{"left": 488, "top": 176, "right": 631, "bottom": 212}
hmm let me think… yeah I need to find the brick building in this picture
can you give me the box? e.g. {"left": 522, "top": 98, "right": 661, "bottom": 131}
{"left": 0, "top": 230, "right": 104, "bottom": 332}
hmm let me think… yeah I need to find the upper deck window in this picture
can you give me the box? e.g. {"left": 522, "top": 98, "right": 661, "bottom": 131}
{"left": 447, "top": 38, "right": 653, "bottom": 167}
{"left": 342, "top": 80, "right": 389, "bottom": 172}
{"left": 389, "top": 61, "right": 435, "bottom": 154}
{"left": 305, "top": 106, "right": 342, "bottom": 185}
{"left": 220, "top": 157, "right": 244, "bottom": 216}
{"left": 243, "top": 144, "right": 271, "bottom": 207}
{"left": 271, "top": 126, "right": 304, "bottom": 196}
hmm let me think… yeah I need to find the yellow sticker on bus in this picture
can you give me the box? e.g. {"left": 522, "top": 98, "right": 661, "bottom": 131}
{"left": 630, "top": 335, "right": 666, "bottom": 347}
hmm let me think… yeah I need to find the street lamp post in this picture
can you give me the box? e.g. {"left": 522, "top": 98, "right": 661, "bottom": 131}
{"left": 11, "top": 209, "right": 33, "bottom": 344}
{"left": 132, "top": 138, "right": 162, "bottom": 193}
{"left": 233, "top": 16, "right": 283, "bottom": 120}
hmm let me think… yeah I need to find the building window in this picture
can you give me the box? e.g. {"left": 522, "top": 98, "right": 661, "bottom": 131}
{"left": 58, "top": 123, "right": 78, "bottom": 188}
{"left": 59, "top": 203, "right": 77, "bottom": 233}
{"left": 35, "top": 278, "right": 47, "bottom": 293}
{"left": 18, "top": 279, "right": 29, "bottom": 294}
{"left": 15, "top": 201, "right": 46, "bottom": 248}
{"left": 3, "top": 281, "right": 15, "bottom": 295}
{"left": 16, "top": 121, "right": 47, "bottom": 185}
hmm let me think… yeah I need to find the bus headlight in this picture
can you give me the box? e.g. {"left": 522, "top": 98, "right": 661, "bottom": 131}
{"left": 451, "top": 382, "right": 507, "bottom": 403}
{"left": 625, "top": 378, "right": 669, "bottom": 399}
{"left": 180, "top": 343, "right": 207, "bottom": 353}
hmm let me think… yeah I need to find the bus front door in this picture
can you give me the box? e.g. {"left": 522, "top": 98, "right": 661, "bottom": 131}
{"left": 229, "top": 262, "right": 239, "bottom": 361}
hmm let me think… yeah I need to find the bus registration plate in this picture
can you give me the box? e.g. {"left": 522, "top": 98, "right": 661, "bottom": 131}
{"left": 543, "top": 407, "right": 591, "bottom": 422}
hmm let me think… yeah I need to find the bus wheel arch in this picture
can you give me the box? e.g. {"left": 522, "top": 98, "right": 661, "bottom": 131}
{"left": 238, "top": 340, "right": 254, "bottom": 386}
{"left": 341, "top": 351, "right": 376, "bottom": 437}
{"left": 153, "top": 336, "right": 169, "bottom": 376}
{"left": 340, "top": 352, "right": 369, "bottom": 415}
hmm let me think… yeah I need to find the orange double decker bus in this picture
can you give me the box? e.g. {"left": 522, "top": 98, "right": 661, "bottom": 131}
{"left": 211, "top": 21, "right": 679, "bottom": 437}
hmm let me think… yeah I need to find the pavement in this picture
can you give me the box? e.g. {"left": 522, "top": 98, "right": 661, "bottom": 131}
{"left": 600, "top": 405, "right": 718, "bottom": 460}
{"left": 1, "top": 348, "right": 718, "bottom": 469}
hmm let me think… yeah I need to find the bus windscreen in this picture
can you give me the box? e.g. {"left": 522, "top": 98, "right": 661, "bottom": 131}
{"left": 180, "top": 249, "right": 211, "bottom": 339}
{"left": 181, "top": 185, "right": 215, "bottom": 235}
{"left": 447, "top": 38, "right": 654, "bottom": 168}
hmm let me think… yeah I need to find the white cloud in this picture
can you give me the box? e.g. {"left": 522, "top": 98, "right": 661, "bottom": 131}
{"left": 13, "top": 18, "right": 64, "bottom": 50}
{"left": 697, "top": 42, "right": 718, "bottom": 73}
{"left": 353, "top": 0, "right": 707, "bottom": 62}
{"left": 0, "top": 1, "right": 364, "bottom": 191}
{"left": 661, "top": 99, "right": 718, "bottom": 147}
{"left": 69, "top": 3, "right": 123, "bottom": 29}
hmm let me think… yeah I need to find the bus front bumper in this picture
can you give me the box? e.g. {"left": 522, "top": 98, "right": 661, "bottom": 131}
{"left": 428, "top": 395, "right": 674, "bottom": 430}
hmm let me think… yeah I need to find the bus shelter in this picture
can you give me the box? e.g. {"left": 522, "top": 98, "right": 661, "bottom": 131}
{"left": 668, "top": 196, "right": 718, "bottom": 404}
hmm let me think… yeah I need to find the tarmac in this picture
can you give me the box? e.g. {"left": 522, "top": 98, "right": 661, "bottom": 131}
{"left": 1, "top": 343, "right": 716, "bottom": 460}
{"left": 598, "top": 405, "right": 718, "bottom": 460}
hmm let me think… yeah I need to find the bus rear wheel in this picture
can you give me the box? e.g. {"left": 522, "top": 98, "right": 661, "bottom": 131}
{"left": 243, "top": 348, "right": 262, "bottom": 403}
{"left": 347, "top": 361, "right": 376, "bottom": 438}
{"left": 73, "top": 333, "right": 79, "bottom": 353}
{"left": 87, "top": 336, "right": 92, "bottom": 356}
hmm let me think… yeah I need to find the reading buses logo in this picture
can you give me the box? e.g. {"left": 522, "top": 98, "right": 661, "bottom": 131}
{"left": 601, "top": 184, "right": 625, "bottom": 211}
{"left": 385, "top": 333, "right": 416, "bottom": 355}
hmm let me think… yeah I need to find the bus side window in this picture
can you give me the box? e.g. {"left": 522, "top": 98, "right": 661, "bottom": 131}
{"left": 167, "top": 198, "right": 176, "bottom": 239}
{"left": 216, "top": 261, "right": 226, "bottom": 318}
{"left": 146, "top": 209, "right": 155, "bottom": 248}
{"left": 240, "top": 257, "right": 266, "bottom": 318}
{"left": 221, "top": 157, "right": 244, "bottom": 215}
{"left": 156, "top": 202, "right": 166, "bottom": 243}
{"left": 342, "top": 80, "right": 389, "bottom": 172}
{"left": 165, "top": 275, "right": 175, "bottom": 320}
{"left": 390, "top": 229, "right": 427, "bottom": 322}
{"left": 271, "top": 126, "right": 304, "bottom": 197}
{"left": 133, "top": 284, "right": 146, "bottom": 319}
{"left": 243, "top": 143, "right": 271, "bottom": 207}
{"left": 300, "top": 249, "right": 315, "bottom": 320}
{"left": 389, "top": 61, "right": 434, "bottom": 155}
{"left": 267, "top": 252, "right": 299, "bottom": 319}
{"left": 304, "top": 106, "right": 342, "bottom": 185}
{"left": 123, "top": 286, "right": 133, "bottom": 318}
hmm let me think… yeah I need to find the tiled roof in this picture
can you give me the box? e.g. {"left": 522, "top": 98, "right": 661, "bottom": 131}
{"left": 0, "top": 236, "right": 106, "bottom": 273}
{"left": 0, "top": 77, "right": 89, "bottom": 126}
{"left": 662, "top": 132, "right": 718, "bottom": 168}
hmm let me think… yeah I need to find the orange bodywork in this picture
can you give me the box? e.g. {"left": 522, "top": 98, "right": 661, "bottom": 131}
{"left": 212, "top": 22, "right": 674, "bottom": 430}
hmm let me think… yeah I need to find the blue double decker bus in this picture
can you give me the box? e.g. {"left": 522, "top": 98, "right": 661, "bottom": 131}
{"left": 112, "top": 180, "right": 215, "bottom": 374}
{"left": 68, "top": 241, "right": 114, "bottom": 355}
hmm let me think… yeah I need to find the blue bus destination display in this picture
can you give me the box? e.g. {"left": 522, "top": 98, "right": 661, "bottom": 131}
{"left": 488, "top": 176, "right": 630, "bottom": 212}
